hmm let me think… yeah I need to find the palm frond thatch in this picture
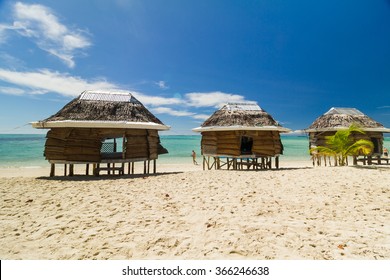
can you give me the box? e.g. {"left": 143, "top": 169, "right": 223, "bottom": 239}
{"left": 201, "top": 103, "right": 283, "bottom": 128}
{"left": 42, "top": 91, "right": 164, "bottom": 125}
{"left": 308, "top": 107, "right": 385, "bottom": 131}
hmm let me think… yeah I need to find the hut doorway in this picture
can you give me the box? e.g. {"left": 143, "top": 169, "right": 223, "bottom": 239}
{"left": 370, "top": 137, "right": 381, "bottom": 154}
{"left": 240, "top": 136, "right": 253, "bottom": 155}
{"left": 101, "top": 137, "right": 125, "bottom": 159}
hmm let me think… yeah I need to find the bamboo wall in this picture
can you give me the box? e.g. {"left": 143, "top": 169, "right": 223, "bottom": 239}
{"left": 201, "top": 130, "right": 283, "bottom": 157}
{"left": 45, "top": 128, "right": 163, "bottom": 162}
{"left": 309, "top": 131, "right": 383, "bottom": 154}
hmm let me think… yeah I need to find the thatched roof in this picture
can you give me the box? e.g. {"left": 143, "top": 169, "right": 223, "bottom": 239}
{"left": 31, "top": 90, "right": 170, "bottom": 130}
{"left": 193, "top": 103, "right": 290, "bottom": 132}
{"left": 306, "top": 107, "right": 390, "bottom": 132}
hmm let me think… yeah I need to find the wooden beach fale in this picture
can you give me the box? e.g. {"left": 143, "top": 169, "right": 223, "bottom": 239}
{"left": 305, "top": 107, "right": 390, "bottom": 166}
{"left": 192, "top": 102, "right": 291, "bottom": 170}
{"left": 31, "top": 90, "right": 170, "bottom": 176}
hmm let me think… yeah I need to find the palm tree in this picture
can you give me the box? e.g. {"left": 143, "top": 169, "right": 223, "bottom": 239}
{"left": 310, "top": 124, "right": 374, "bottom": 166}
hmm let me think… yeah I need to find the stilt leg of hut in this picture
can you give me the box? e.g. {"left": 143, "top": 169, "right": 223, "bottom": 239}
{"left": 50, "top": 164, "right": 55, "bottom": 177}
{"left": 153, "top": 159, "right": 156, "bottom": 174}
{"left": 368, "top": 156, "right": 372, "bottom": 165}
{"left": 69, "top": 164, "right": 74, "bottom": 176}
{"left": 217, "top": 157, "right": 220, "bottom": 169}
{"left": 275, "top": 156, "right": 279, "bottom": 169}
{"left": 86, "top": 164, "right": 89, "bottom": 175}
{"left": 202, "top": 156, "right": 205, "bottom": 170}
{"left": 143, "top": 161, "right": 147, "bottom": 174}
{"left": 64, "top": 164, "right": 67, "bottom": 176}
{"left": 147, "top": 160, "right": 150, "bottom": 174}
{"left": 132, "top": 162, "right": 135, "bottom": 174}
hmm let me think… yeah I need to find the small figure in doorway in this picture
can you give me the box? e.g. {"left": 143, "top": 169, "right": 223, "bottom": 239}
{"left": 384, "top": 147, "right": 388, "bottom": 157}
{"left": 191, "top": 150, "right": 198, "bottom": 165}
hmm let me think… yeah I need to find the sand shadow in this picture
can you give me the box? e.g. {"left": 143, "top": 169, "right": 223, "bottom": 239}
{"left": 36, "top": 171, "right": 184, "bottom": 182}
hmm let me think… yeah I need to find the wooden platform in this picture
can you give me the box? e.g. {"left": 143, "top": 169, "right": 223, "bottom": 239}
{"left": 48, "top": 158, "right": 157, "bottom": 177}
{"left": 202, "top": 154, "right": 280, "bottom": 170}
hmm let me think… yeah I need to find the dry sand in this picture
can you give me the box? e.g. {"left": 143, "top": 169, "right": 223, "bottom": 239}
{"left": 0, "top": 161, "right": 389, "bottom": 260}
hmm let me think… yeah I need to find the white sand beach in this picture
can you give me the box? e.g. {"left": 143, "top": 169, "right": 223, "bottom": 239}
{"left": 0, "top": 161, "right": 389, "bottom": 260}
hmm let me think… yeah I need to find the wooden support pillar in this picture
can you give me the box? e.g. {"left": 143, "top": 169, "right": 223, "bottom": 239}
{"left": 69, "top": 164, "right": 74, "bottom": 176}
{"left": 153, "top": 159, "right": 156, "bottom": 174}
{"left": 275, "top": 156, "right": 279, "bottom": 169}
{"left": 131, "top": 162, "right": 134, "bottom": 174}
{"left": 202, "top": 156, "right": 205, "bottom": 170}
{"left": 50, "top": 164, "right": 55, "bottom": 177}
{"left": 147, "top": 160, "right": 150, "bottom": 174}
{"left": 143, "top": 161, "right": 147, "bottom": 174}
{"left": 64, "top": 164, "right": 67, "bottom": 176}
{"left": 86, "top": 164, "right": 89, "bottom": 175}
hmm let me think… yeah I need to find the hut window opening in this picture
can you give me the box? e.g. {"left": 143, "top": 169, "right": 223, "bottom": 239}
{"left": 101, "top": 137, "right": 125, "bottom": 159}
{"left": 240, "top": 136, "right": 253, "bottom": 155}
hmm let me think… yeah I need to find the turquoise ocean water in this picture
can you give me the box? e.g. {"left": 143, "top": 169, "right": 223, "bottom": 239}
{"left": 0, "top": 134, "right": 389, "bottom": 168}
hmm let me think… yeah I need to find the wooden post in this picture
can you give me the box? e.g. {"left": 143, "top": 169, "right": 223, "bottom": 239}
{"left": 69, "top": 164, "right": 74, "bottom": 176}
{"left": 131, "top": 162, "right": 134, "bottom": 174}
{"left": 153, "top": 159, "right": 156, "bottom": 173}
{"left": 143, "top": 161, "right": 147, "bottom": 174}
{"left": 86, "top": 164, "right": 89, "bottom": 175}
{"left": 202, "top": 156, "right": 205, "bottom": 170}
{"left": 64, "top": 164, "right": 67, "bottom": 176}
{"left": 50, "top": 164, "right": 55, "bottom": 177}
{"left": 275, "top": 156, "right": 279, "bottom": 169}
{"left": 147, "top": 160, "right": 150, "bottom": 174}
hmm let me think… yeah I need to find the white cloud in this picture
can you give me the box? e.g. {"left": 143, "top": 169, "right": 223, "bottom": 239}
{"left": 191, "top": 114, "right": 210, "bottom": 120}
{"left": 0, "top": 68, "right": 185, "bottom": 107}
{"left": 0, "top": 86, "right": 26, "bottom": 96}
{"left": 132, "top": 92, "right": 183, "bottom": 106}
{"left": 185, "top": 91, "right": 251, "bottom": 108}
{"left": 0, "top": 68, "right": 117, "bottom": 97}
{"left": 151, "top": 107, "right": 195, "bottom": 117}
{"left": 0, "top": 2, "right": 91, "bottom": 68}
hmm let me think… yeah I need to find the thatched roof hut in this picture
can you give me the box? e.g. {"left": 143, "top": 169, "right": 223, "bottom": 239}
{"left": 32, "top": 90, "right": 168, "bottom": 130}
{"left": 195, "top": 103, "right": 290, "bottom": 132}
{"left": 31, "top": 90, "right": 170, "bottom": 176}
{"left": 193, "top": 103, "right": 290, "bottom": 170}
{"left": 306, "top": 107, "right": 390, "bottom": 160}
{"left": 306, "top": 107, "right": 388, "bottom": 133}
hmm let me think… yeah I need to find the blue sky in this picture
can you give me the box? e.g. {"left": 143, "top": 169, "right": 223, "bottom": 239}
{"left": 0, "top": 0, "right": 389, "bottom": 134}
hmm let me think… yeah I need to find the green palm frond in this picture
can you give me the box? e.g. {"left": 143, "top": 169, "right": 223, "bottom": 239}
{"left": 347, "top": 139, "right": 374, "bottom": 156}
{"left": 311, "top": 124, "right": 374, "bottom": 166}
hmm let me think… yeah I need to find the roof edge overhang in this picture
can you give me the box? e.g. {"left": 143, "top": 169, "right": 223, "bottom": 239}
{"left": 31, "top": 120, "right": 170, "bottom": 131}
{"left": 192, "top": 125, "right": 291, "bottom": 133}
{"left": 304, "top": 127, "right": 390, "bottom": 133}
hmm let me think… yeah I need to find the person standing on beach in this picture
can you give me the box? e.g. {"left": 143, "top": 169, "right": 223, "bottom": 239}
{"left": 191, "top": 150, "right": 198, "bottom": 165}
{"left": 384, "top": 147, "right": 388, "bottom": 157}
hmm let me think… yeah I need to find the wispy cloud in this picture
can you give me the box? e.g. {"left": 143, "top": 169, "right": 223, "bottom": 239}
{"left": 0, "top": 68, "right": 117, "bottom": 97}
{"left": 377, "top": 105, "right": 390, "bottom": 109}
{"left": 133, "top": 92, "right": 183, "bottom": 107}
{"left": 152, "top": 107, "right": 195, "bottom": 117}
{"left": 0, "top": 68, "right": 254, "bottom": 122}
{"left": 156, "top": 80, "right": 169, "bottom": 89}
{"left": 191, "top": 114, "right": 210, "bottom": 120}
{"left": 185, "top": 91, "right": 252, "bottom": 108}
{"left": 0, "top": 2, "right": 91, "bottom": 68}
